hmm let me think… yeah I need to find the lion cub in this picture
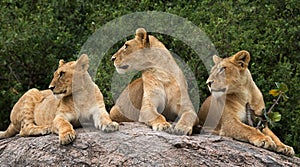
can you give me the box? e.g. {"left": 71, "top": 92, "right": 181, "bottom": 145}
{"left": 0, "top": 54, "right": 119, "bottom": 145}
{"left": 199, "top": 50, "right": 294, "bottom": 156}
{"left": 110, "top": 28, "right": 199, "bottom": 135}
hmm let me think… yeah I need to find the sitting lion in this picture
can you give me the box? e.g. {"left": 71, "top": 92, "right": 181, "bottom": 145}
{"left": 0, "top": 54, "right": 119, "bottom": 145}
{"left": 110, "top": 28, "right": 198, "bottom": 135}
{"left": 199, "top": 50, "right": 294, "bottom": 156}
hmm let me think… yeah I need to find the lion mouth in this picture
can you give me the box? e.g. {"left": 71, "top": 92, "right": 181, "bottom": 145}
{"left": 119, "top": 65, "right": 129, "bottom": 69}
{"left": 53, "top": 90, "right": 67, "bottom": 95}
{"left": 211, "top": 88, "right": 226, "bottom": 93}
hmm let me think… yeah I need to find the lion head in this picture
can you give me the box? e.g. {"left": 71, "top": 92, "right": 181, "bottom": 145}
{"left": 49, "top": 54, "right": 90, "bottom": 99}
{"left": 111, "top": 28, "right": 167, "bottom": 74}
{"left": 206, "top": 50, "right": 251, "bottom": 97}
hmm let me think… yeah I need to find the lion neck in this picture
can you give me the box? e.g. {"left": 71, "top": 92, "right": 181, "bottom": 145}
{"left": 140, "top": 47, "right": 186, "bottom": 86}
{"left": 223, "top": 69, "right": 262, "bottom": 107}
{"left": 60, "top": 72, "right": 97, "bottom": 118}
{"left": 64, "top": 72, "right": 95, "bottom": 100}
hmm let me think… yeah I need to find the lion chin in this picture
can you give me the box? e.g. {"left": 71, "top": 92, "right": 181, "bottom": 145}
{"left": 52, "top": 90, "right": 67, "bottom": 99}
{"left": 211, "top": 88, "right": 227, "bottom": 98}
{"left": 53, "top": 93, "right": 65, "bottom": 100}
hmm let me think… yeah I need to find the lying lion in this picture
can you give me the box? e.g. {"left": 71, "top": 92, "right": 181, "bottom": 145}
{"left": 0, "top": 54, "right": 119, "bottom": 145}
{"left": 199, "top": 50, "right": 294, "bottom": 156}
{"left": 110, "top": 28, "right": 199, "bottom": 135}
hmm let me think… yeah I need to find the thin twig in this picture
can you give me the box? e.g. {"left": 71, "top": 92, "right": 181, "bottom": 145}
{"left": 7, "top": 64, "right": 21, "bottom": 84}
{"left": 267, "top": 93, "right": 282, "bottom": 114}
{"left": 256, "top": 120, "right": 262, "bottom": 129}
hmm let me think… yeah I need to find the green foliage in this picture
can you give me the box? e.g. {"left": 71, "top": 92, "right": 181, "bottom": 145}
{"left": 265, "top": 82, "right": 289, "bottom": 127}
{"left": 249, "top": 83, "right": 288, "bottom": 129}
{"left": 269, "top": 82, "right": 289, "bottom": 100}
{"left": 1, "top": 0, "right": 299, "bottom": 156}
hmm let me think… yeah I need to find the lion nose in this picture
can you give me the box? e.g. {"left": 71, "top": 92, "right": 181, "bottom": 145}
{"left": 111, "top": 56, "right": 116, "bottom": 61}
{"left": 49, "top": 85, "right": 55, "bottom": 91}
{"left": 206, "top": 80, "right": 214, "bottom": 88}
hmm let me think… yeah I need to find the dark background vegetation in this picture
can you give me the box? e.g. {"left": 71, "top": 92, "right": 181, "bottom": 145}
{"left": 1, "top": 0, "right": 299, "bottom": 156}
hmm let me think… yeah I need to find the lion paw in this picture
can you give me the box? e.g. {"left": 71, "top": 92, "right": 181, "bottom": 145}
{"left": 276, "top": 145, "right": 295, "bottom": 156}
{"left": 173, "top": 124, "right": 193, "bottom": 135}
{"left": 38, "top": 126, "right": 52, "bottom": 136}
{"left": 251, "top": 136, "right": 276, "bottom": 150}
{"left": 42, "top": 127, "right": 52, "bottom": 135}
{"left": 59, "top": 129, "right": 76, "bottom": 145}
{"left": 101, "top": 121, "right": 119, "bottom": 133}
{"left": 152, "top": 122, "right": 172, "bottom": 132}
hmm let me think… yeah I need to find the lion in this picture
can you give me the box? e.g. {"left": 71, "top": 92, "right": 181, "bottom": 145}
{"left": 198, "top": 50, "right": 295, "bottom": 156}
{"left": 0, "top": 54, "right": 119, "bottom": 145}
{"left": 109, "top": 28, "right": 198, "bottom": 135}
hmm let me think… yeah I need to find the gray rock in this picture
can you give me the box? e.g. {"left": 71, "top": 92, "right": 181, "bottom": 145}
{"left": 0, "top": 122, "right": 299, "bottom": 167}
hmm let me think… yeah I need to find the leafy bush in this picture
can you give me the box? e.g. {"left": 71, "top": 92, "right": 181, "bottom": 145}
{"left": 1, "top": 0, "right": 299, "bottom": 156}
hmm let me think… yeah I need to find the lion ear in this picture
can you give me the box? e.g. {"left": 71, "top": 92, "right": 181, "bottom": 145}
{"left": 59, "top": 59, "right": 65, "bottom": 67}
{"left": 212, "top": 55, "right": 222, "bottom": 64}
{"left": 135, "top": 28, "right": 150, "bottom": 48}
{"left": 76, "top": 54, "right": 89, "bottom": 71}
{"left": 232, "top": 50, "right": 250, "bottom": 68}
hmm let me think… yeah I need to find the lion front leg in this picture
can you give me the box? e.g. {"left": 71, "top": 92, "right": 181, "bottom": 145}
{"left": 93, "top": 107, "right": 119, "bottom": 133}
{"left": 20, "top": 124, "right": 51, "bottom": 137}
{"left": 220, "top": 116, "right": 276, "bottom": 151}
{"left": 139, "top": 98, "right": 172, "bottom": 133}
{"left": 52, "top": 115, "right": 76, "bottom": 145}
{"left": 262, "top": 126, "right": 295, "bottom": 156}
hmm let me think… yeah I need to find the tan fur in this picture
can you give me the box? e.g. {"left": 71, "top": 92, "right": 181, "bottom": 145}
{"left": 199, "top": 50, "right": 294, "bottom": 156}
{"left": 0, "top": 54, "right": 119, "bottom": 145}
{"left": 110, "top": 28, "right": 198, "bottom": 135}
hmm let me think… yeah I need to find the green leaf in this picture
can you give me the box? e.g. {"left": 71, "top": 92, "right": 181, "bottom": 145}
{"left": 282, "top": 94, "right": 289, "bottom": 101}
{"left": 275, "top": 82, "right": 281, "bottom": 89}
{"left": 277, "top": 83, "right": 288, "bottom": 93}
{"left": 268, "top": 112, "right": 282, "bottom": 122}
{"left": 263, "top": 109, "right": 271, "bottom": 122}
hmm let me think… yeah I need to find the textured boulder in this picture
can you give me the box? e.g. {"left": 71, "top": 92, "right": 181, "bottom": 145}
{"left": 0, "top": 122, "right": 299, "bottom": 166}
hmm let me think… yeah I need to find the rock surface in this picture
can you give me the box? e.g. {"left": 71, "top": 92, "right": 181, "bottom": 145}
{"left": 0, "top": 122, "right": 299, "bottom": 167}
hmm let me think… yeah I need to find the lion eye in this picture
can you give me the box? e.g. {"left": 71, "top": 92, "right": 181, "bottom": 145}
{"left": 59, "top": 71, "right": 65, "bottom": 78}
{"left": 219, "top": 67, "right": 226, "bottom": 73}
